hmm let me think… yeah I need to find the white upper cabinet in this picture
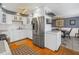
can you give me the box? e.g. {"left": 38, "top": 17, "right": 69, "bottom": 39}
{"left": 6, "top": 14, "right": 13, "bottom": 24}
{"left": 22, "top": 17, "right": 30, "bottom": 24}
{"left": 0, "top": 8, "right": 3, "bottom": 23}
{"left": 0, "top": 9, "right": 13, "bottom": 24}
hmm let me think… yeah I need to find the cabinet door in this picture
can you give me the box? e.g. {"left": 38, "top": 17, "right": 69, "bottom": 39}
{"left": 45, "top": 34, "right": 57, "bottom": 51}
{"left": 6, "top": 14, "right": 13, "bottom": 24}
{"left": 26, "top": 30, "right": 32, "bottom": 39}
{"left": 27, "top": 34, "right": 32, "bottom": 39}
{"left": 56, "top": 32, "right": 61, "bottom": 50}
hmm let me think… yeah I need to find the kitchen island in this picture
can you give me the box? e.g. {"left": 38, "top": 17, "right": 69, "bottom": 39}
{"left": 45, "top": 30, "right": 61, "bottom": 51}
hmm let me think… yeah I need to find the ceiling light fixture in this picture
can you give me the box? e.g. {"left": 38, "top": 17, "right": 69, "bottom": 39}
{"left": 16, "top": 6, "right": 29, "bottom": 15}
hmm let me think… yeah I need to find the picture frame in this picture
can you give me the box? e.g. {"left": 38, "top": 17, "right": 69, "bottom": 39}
{"left": 70, "top": 20, "right": 76, "bottom": 25}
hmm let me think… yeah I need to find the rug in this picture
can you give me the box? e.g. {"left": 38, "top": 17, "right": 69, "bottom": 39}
{"left": 11, "top": 44, "right": 39, "bottom": 55}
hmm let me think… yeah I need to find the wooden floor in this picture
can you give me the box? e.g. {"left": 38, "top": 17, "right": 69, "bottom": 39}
{"left": 9, "top": 39, "right": 79, "bottom": 55}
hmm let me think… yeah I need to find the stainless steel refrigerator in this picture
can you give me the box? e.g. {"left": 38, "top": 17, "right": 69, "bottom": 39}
{"left": 32, "top": 16, "right": 45, "bottom": 48}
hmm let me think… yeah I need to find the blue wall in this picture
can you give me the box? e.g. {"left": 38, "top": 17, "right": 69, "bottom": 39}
{"left": 64, "top": 16, "right": 79, "bottom": 28}
{"left": 52, "top": 16, "right": 79, "bottom": 28}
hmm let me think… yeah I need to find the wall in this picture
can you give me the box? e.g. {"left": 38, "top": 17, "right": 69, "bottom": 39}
{"left": 52, "top": 16, "right": 79, "bottom": 28}
{"left": 52, "top": 16, "right": 79, "bottom": 36}
{"left": 64, "top": 17, "right": 79, "bottom": 36}
{"left": 64, "top": 17, "right": 79, "bottom": 28}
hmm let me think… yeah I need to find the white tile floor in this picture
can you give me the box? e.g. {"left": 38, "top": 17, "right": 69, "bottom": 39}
{"left": 61, "top": 37, "right": 79, "bottom": 51}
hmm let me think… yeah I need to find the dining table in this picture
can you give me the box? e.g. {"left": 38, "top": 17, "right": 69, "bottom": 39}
{"left": 61, "top": 29, "right": 68, "bottom": 38}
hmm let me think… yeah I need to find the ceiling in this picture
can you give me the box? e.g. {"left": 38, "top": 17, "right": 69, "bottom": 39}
{"left": 2, "top": 3, "right": 79, "bottom": 17}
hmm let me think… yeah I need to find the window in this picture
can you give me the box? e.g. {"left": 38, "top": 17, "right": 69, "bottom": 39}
{"left": 2, "top": 14, "right": 6, "bottom": 23}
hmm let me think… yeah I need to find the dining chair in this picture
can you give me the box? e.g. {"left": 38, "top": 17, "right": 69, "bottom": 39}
{"left": 75, "top": 29, "right": 79, "bottom": 38}
{"left": 64, "top": 28, "right": 72, "bottom": 38}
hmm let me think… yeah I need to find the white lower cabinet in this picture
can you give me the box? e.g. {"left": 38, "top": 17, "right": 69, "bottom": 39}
{"left": 7, "top": 29, "right": 32, "bottom": 42}
{"left": 26, "top": 30, "right": 32, "bottom": 39}
{"left": 45, "top": 31, "right": 61, "bottom": 51}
